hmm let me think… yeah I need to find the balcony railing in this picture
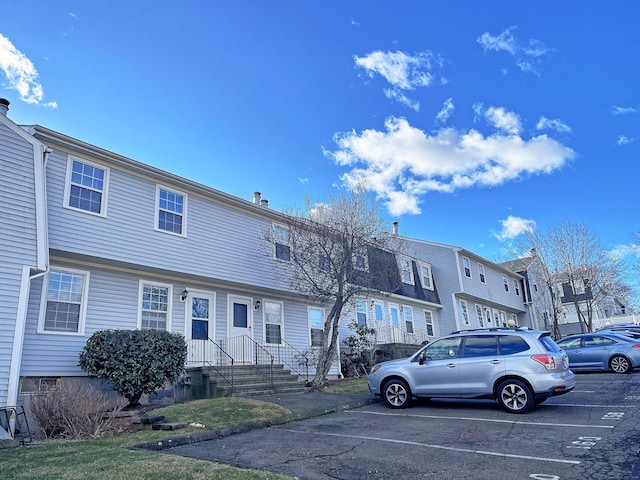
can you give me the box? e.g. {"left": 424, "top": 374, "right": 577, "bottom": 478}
{"left": 372, "top": 322, "right": 433, "bottom": 345}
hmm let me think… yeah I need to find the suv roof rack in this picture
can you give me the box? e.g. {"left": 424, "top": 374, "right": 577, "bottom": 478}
{"left": 450, "top": 326, "right": 533, "bottom": 334}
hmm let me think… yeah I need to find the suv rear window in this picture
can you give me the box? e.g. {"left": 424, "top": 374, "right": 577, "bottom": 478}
{"left": 498, "top": 335, "right": 530, "bottom": 355}
{"left": 538, "top": 334, "right": 561, "bottom": 353}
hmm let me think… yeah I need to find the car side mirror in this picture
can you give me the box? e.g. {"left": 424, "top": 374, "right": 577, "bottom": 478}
{"left": 418, "top": 352, "right": 429, "bottom": 365}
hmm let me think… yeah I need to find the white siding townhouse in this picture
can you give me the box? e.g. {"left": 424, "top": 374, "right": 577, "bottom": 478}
{"left": 0, "top": 99, "right": 531, "bottom": 408}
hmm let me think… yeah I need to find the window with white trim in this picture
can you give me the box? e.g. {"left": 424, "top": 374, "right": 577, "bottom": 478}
{"left": 353, "top": 245, "right": 368, "bottom": 271}
{"left": 263, "top": 300, "right": 283, "bottom": 344}
{"left": 139, "top": 282, "right": 171, "bottom": 330}
{"left": 462, "top": 257, "right": 471, "bottom": 278}
{"left": 420, "top": 263, "right": 433, "bottom": 289}
{"left": 156, "top": 186, "right": 186, "bottom": 236}
{"left": 356, "top": 299, "right": 368, "bottom": 326}
{"left": 460, "top": 300, "right": 470, "bottom": 325}
{"left": 510, "top": 313, "right": 518, "bottom": 326}
{"left": 40, "top": 268, "right": 89, "bottom": 335}
{"left": 499, "top": 311, "right": 507, "bottom": 327}
{"left": 502, "top": 274, "right": 510, "bottom": 292}
{"left": 400, "top": 257, "right": 414, "bottom": 284}
{"left": 373, "top": 301, "right": 384, "bottom": 323}
{"left": 309, "top": 307, "right": 324, "bottom": 347}
{"left": 403, "top": 306, "right": 414, "bottom": 333}
{"left": 475, "top": 304, "right": 485, "bottom": 327}
{"left": 513, "top": 279, "right": 520, "bottom": 296}
{"left": 423, "top": 310, "right": 434, "bottom": 336}
{"left": 64, "top": 157, "right": 108, "bottom": 216}
{"left": 477, "top": 263, "right": 486, "bottom": 284}
{"left": 274, "top": 224, "right": 291, "bottom": 261}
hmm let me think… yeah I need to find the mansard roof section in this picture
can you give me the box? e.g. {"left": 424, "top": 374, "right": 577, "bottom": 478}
{"left": 25, "top": 124, "right": 286, "bottom": 222}
{"left": 398, "top": 235, "right": 525, "bottom": 279}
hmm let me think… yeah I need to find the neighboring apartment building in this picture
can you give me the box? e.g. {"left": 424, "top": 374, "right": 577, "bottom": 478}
{"left": 1, "top": 100, "right": 531, "bottom": 408}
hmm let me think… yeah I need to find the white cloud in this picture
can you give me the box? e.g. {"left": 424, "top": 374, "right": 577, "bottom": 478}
{"left": 617, "top": 135, "right": 634, "bottom": 146}
{"left": 611, "top": 105, "right": 637, "bottom": 116}
{"left": 496, "top": 216, "right": 536, "bottom": 241}
{"left": 536, "top": 116, "right": 571, "bottom": 133}
{"left": 435, "top": 97, "right": 454, "bottom": 123}
{"left": 354, "top": 49, "right": 443, "bottom": 109}
{"left": 477, "top": 26, "right": 549, "bottom": 76}
{"left": 298, "top": 177, "right": 309, "bottom": 184}
{"left": 0, "top": 34, "right": 57, "bottom": 107}
{"left": 326, "top": 112, "right": 575, "bottom": 216}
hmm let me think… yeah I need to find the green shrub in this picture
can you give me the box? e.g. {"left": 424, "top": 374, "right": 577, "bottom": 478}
{"left": 78, "top": 329, "right": 187, "bottom": 407}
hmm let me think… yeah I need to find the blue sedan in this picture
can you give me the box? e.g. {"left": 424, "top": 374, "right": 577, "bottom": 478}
{"left": 556, "top": 333, "right": 640, "bottom": 374}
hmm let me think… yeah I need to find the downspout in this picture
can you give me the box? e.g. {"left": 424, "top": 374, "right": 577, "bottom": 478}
{"left": 6, "top": 144, "right": 51, "bottom": 407}
{"left": 6, "top": 268, "right": 48, "bottom": 406}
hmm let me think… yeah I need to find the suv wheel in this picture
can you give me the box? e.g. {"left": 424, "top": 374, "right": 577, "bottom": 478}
{"left": 382, "top": 379, "right": 411, "bottom": 409}
{"left": 497, "top": 379, "right": 534, "bottom": 414}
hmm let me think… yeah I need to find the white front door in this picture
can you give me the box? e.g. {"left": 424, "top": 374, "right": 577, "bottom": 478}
{"left": 186, "top": 291, "right": 214, "bottom": 366}
{"left": 228, "top": 295, "right": 253, "bottom": 363}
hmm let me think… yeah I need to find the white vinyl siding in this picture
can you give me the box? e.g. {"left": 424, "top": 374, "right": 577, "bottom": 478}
{"left": 38, "top": 268, "right": 89, "bottom": 336}
{"left": 64, "top": 156, "right": 109, "bottom": 216}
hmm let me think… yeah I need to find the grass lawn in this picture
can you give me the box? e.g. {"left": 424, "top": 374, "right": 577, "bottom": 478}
{"left": 0, "top": 378, "right": 370, "bottom": 479}
{"left": 0, "top": 397, "right": 293, "bottom": 480}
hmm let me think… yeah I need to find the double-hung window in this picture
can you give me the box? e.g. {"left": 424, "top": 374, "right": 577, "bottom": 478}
{"left": 274, "top": 224, "right": 291, "bottom": 261}
{"left": 353, "top": 245, "right": 368, "bottom": 271}
{"left": 420, "top": 263, "right": 433, "bottom": 289}
{"left": 356, "top": 299, "right": 368, "bottom": 326}
{"left": 459, "top": 299, "right": 470, "bottom": 325}
{"left": 39, "top": 268, "right": 89, "bottom": 335}
{"left": 309, "top": 307, "right": 324, "bottom": 347}
{"left": 65, "top": 156, "right": 108, "bottom": 216}
{"left": 477, "top": 263, "right": 486, "bottom": 283}
{"left": 156, "top": 186, "right": 186, "bottom": 236}
{"left": 462, "top": 257, "right": 471, "bottom": 278}
{"left": 502, "top": 274, "right": 510, "bottom": 292}
{"left": 513, "top": 279, "right": 520, "bottom": 296}
{"left": 400, "top": 257, "right": 414, "bottom": 284}
{"left": 139, "top": 282, "right": 171, "bottom": 330}
{"left": 264, "top": 300, "right": 283, "bottom": 344}
{"left": 423, "top": 310, "right": 434, "bottom": 336}
{"left": 403, "top": 306, "right": 414, "bottom": 333}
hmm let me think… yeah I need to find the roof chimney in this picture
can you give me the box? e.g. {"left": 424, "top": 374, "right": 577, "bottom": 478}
{"left": 253, "top": 192, "right": 261, "bottom": 205}
{"left": 392, "top": 221, "right": 399, "bottom": 235}
{"left": 260, "top": 199, "right": 269, "bottom": 208}
{"left": 0, "top": 98, "right": 9, "bottom": 117}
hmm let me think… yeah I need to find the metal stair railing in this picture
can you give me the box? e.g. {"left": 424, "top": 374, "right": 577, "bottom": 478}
{"left": 263, "top": 339, "right": 310, "bottom": 382}
{"left": 186, "top": 337, "right": 234, "bottom": 390}
{"left": 220, "top": 335, "right": 274, "bottom": 388}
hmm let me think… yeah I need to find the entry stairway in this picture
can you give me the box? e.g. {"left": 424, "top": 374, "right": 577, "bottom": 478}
{"left": 178, "top": 364, "right": 310, "bottom": 402}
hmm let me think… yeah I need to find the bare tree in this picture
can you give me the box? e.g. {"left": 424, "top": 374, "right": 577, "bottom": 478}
{"left": 518, "top": 220, "right": 626, "bottom": 334}
{"left": 264, "top": 185, "right": 403, "bottom": 389}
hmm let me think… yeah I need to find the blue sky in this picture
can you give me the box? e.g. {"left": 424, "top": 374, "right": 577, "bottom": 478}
{"left": 1, "top": 1, "right": 639, "bottom": 288}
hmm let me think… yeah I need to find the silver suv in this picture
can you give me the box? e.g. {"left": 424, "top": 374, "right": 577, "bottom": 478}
{"left": 368, "top": 327, "right": 575, "bottom": 413}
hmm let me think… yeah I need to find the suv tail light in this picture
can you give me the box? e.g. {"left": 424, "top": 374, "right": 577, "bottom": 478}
{"left": 532, "top": 354, "right": 556, "bottom": 370}
{"left": 633, "top": 345, "right": 640, "bottom": 349}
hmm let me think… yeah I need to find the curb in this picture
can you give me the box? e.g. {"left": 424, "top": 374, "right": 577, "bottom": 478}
{"left": 132, "top": 396, "right": 379, "bottom": 451}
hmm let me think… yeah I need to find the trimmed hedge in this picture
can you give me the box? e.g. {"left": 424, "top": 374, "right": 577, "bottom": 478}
{"left": 79, "top": 329, "right": 187, "bottom": 407}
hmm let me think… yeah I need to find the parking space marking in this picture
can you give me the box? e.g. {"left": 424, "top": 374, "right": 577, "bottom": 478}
{"left": 352, "top": 410, "right": 614, "bottom": 429}
{"left": 550, "top": 403, "right": 633, "bottom": 408}
{"left": 278, "top": 428, "right": 581, "bottom": 465}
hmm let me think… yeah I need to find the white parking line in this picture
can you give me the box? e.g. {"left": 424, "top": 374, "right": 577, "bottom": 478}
{"left": 550, "top": 403, "right": 633, "bottom": 408}
{"left": 278, "top": 428, "right": 581, "bottom": 465}
{"left": 351, "top": 410, "right": 614, "bottom": 429}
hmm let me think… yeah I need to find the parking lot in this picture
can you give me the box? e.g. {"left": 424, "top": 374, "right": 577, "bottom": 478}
{"left": 169, "top": 372, "right": 640, "bottom": 479}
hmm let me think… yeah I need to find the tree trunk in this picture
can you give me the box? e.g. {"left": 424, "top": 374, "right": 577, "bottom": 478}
{"left": 310, "top": 302, "right": 343, "bottom": 389}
